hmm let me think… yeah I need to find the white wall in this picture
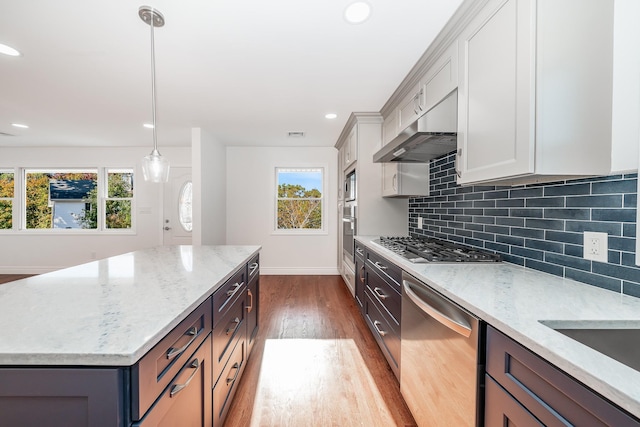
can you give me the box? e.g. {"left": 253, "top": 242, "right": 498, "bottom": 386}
{"left": 192, "top": 128, "right": 227, "bottom": 245}
{"left": 226, "top": 146, "right": 338, "bottom": 275}
{"left": 0, "top": 146, "right": 190, "bottom": 273}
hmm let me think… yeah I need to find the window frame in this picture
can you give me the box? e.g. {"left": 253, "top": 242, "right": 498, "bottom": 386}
{"left": 0, "top": 169, "right": 15, "bottom": 231}
{"left": 273, "top": 166, "right": 326, "bottom": 235}
{"left": 103, "top": 168, "right": 135, "bottom": 231}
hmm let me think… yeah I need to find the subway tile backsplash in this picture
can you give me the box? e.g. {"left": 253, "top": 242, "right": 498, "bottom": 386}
{"left": 409, "top": 152, "right": 640, "bottom": 298}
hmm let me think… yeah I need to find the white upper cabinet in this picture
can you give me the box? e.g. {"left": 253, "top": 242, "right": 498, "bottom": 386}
{"left": 456, "top": 0, "right": 615, "bottom": 185}
{"left": 382, "top": 112, "right": 398, "bottom": 147}
{"left": 397, "top": 83, "right": 424, "bottom": 134}
{"left": 382, "top": 163, "right": 430, "bottom": 198}
{"left": 343, "top": 126, "right": 358, "bottom": 171}
{"left": 422, "top": 41, "right": 458, "bottom": 114}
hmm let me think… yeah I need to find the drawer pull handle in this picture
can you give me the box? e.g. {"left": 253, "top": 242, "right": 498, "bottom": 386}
{"left": 356, "top": 247, "right": 364, "bottom": 256}
{"left": 166, "top": 326, "right": 199, "bottom": 360}
{"left": 226, "top": 282, "right": 244, "bottom": 298}
{"left": 359, "top": 265, "right": 365, "bottom": 283}
{"left": 249, "top": 262, "right": 259, "bottom": 276}
{"left": 247, "top": 289, "right": 254, "bottom": 312}
{"left": 374, "top": 261, "right": 388, "bottom": 271}
{"left": 373, "top": 320, "right": 387, "bottom": 337}
{"left": 226, "top": 317, "right": 241, "bottom": 335}
{"left": 170, "top": 358, "right": 201, "bottom": 397}
{"left": 373, "top": 287, "right": 388, "bottom": 300}
{"left": 226, "top": 362, "right": 241, "bottom": 386}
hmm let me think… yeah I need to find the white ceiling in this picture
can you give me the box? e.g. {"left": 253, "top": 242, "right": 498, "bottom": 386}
{"left": 0, "top": 0, "right": 463, "bottom": 148}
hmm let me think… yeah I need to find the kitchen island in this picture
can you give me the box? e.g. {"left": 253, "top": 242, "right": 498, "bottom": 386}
{"left": 356, "top": 235, "right": 640, "bottom": 423}
{"left": 0, "top": 244, "right": 260, "bottom": 426}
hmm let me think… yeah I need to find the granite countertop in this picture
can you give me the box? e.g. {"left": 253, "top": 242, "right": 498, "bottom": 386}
{"left": 0, "top": 245, "right": 260, "bottom": 367}
{"left": 356, "top": 236, "right": 640, "bottom": 419}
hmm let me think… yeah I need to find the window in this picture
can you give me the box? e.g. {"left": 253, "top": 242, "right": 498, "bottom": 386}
{"left": 276, "top": 167, "right": 323, "bottom": 231}
{"left": 105, "top": 169, "right": 134, "bottom": 229}
{"left": 0, "top": 171, "right": 14, "bottom": 230}
{"left": 13, "top": 168, "right": 134, "bottom": 232}
{"left": 25, "top": 169, "right": 98, "bottom": 229}
{"left": 178, "top": 181, "right": 193, "bottom": 232}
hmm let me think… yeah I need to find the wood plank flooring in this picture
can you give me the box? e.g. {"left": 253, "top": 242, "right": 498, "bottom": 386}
{"left": 0, "top": 274, "right": 33, "bottom": 285}
{"left": 224, "top": 275, "right": 417, "bottom": 427}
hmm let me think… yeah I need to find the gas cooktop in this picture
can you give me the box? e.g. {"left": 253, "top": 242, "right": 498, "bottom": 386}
{"left": 373, "top": 236, "right": 502, "bottom": 263}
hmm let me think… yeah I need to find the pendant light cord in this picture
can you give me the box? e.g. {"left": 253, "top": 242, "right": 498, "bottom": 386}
{"left": 150, "top": 14, "right": 158, "bottom": 152}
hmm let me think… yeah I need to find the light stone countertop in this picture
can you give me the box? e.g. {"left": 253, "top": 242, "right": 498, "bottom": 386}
{"left": 356, "top": 236, "right": 640, "bottom": 419}
{"left": 0, "top": 245, "right": 260, "bottom": 367}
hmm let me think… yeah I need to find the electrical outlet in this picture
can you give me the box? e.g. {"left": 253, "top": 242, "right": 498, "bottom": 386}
{"left": 417, "top": 217, "right": 423, "bottom": 229}
{"left": 583, "top": 232, "right": 608, "bottom": 262}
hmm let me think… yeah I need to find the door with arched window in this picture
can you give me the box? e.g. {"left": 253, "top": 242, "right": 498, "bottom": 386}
{"left": 163, "top": 167, "right": 192, "bottom": 245}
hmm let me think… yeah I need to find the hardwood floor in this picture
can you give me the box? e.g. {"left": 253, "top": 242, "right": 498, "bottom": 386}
{"left": 0, "top": 274, "right": 33, "bottom": 285}
{"left": 224, "top": 275, "right": 416, "bottom": 427}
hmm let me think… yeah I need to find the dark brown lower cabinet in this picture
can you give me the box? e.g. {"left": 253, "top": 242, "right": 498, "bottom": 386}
{"left": 134, "top": 334, "right": 212, "bottom": 426}
{"left": 213, "top": 336, "right": 246, "bottom": 426}
{"left": 485, "top": 326, "right": 640, "bottom": 427}
{"left": 0, "top": 368, "right": 125, "bottom": 427}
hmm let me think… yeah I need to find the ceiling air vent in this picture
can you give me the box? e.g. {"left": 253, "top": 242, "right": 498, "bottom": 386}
{"left": 287, "top": 131, "right": 305, "bottom": 138}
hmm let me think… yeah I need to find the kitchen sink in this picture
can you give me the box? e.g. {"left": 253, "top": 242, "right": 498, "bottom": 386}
{"left": 540, "top": 320, "right": 640, "bottom": 372}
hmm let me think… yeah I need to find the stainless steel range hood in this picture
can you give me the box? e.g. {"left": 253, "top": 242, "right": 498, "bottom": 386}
{"left": 374, "top": 91, "right": 457, "bottom": 163}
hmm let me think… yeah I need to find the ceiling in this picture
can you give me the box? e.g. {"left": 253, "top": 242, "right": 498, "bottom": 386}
{"left": 0, "top": 0, "right": 463, "bottom": 149}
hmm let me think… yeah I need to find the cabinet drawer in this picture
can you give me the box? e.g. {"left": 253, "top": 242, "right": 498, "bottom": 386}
{"left": 247, "top": 254, "right": 259, "bottom": 282}
{"left": 134, "top": 335, "right": 212, "bottom": 427}
{"left": 365, "top": 250, "right": 401, "bottom": 290}
{"left": 213, "top": 267, "right": 246, "bottom": 327}
{"left": 364, "top": 291, "right": 400, "bottom": 378}
{"left": 213, "top": 336, "right": 246, "bottom": 427}
{"left": 131, "top": 297, "right": 212, "bottom": 421}
{"left": 484, "top": 374, "right": 542, "bottom": 427}
{"left": 486, "top": 326, "right": 640, "bottom": 427}
{"left": 212, "top": 291, "right": 246, "bottom": 383}
{"left": 365, "top": 272, "right": 400, "bottom": 324}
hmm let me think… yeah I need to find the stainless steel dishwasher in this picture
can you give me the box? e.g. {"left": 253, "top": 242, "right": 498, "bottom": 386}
{"left": 401, "top": 271, "right": 482, "bottom": 427}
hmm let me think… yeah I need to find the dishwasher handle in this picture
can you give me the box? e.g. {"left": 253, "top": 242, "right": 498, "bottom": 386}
{"left": 403, "top": 278, "right": 472, "bottom": 338}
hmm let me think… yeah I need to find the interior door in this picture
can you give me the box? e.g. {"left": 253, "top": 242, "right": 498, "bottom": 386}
{"left": 163, "top": 167, "right": 192, "bottom": 246}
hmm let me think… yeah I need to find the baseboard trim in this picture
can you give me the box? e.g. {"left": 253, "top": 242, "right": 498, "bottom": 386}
{"left": 260, "top": 267, "right": 340, "bottom": 275}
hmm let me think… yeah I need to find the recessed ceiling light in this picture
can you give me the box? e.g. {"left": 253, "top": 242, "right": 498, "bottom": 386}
{"left": 344, "top": 2, "right": 371, "bottom": 24}
{"left": 11, "top": 123, "right": 28, "bottom": 129}
{"left": 325, "top": 113, "right": 338, "bottom": 119}
{"left": 143, "top": 123, "right": 154, "bottom": 129}
{"left": 0, "top": 43, "right": 21, "bottom": 57}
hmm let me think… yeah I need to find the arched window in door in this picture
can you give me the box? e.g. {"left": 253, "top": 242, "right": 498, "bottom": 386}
{"left": 178, "top": 181, "right": 192, "bottom": 232}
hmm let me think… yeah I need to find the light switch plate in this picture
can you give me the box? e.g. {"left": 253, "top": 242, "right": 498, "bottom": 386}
{"left": 583, "top": 231, "right": 608, "bottom": 263}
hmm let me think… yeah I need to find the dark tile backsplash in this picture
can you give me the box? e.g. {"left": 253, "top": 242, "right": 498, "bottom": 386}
{"left": 409, "top": 152, "right": 640, "bottom": 298}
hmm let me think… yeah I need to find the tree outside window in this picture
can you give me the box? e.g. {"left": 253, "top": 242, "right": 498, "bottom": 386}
{"left": 0, "top": 172, "right": 14, "bottom": 230}
{"left": 276, "top": 168, "right": 323, "bottom": 230}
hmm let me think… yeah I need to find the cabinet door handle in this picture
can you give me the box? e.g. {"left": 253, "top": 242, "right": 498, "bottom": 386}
{"left": 226, "top": 317, "right": 241, "bottom": 335}
{"left": 170, "top": 358, "right": 201, "bottom": 397}
{"left": 373, "top": 320, "right": 387, "bottom": 337}
{"left": 166, "top": 326, "right": 198, "bottom": 360}
{"left": 392, "top": 173, "right": 397, "bottom": 191}
{"left": 455, "top": 148, "right": 462, "bottom": 178}
{"left": 226, "top": 362, "right": 241, "bottom": 386}
{"left": 373, "top": 261, "right": 388, "bottom": 271}
{"left": 373, "top": 287, "right": 388, "bottom": 300}
{"left": 249, "top": 262, "right": 259, "bottom": 276}
{"left": 246, "top": 289, "right": 254, "bottom": 312}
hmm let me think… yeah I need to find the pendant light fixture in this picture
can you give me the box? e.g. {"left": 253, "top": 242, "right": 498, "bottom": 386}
{"left": 139, "top": 6, "right": 170, "bottom": 183}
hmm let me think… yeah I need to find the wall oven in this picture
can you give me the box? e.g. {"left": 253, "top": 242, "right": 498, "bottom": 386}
{"left": 342, "top": 203, "right": 356, "bottom": 259}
